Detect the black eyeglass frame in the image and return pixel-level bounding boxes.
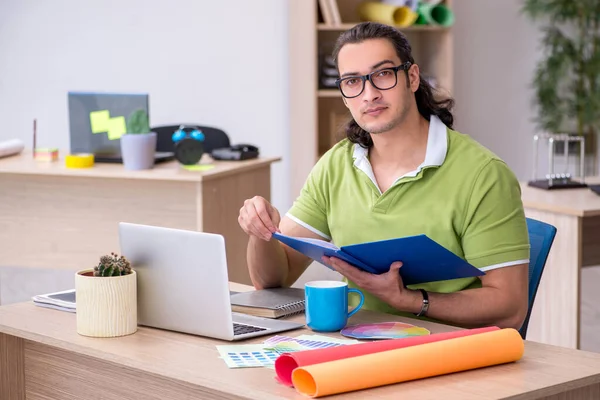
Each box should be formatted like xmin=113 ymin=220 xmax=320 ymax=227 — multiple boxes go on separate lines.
xmin=334 ymin=61 xmax=412 ymax=99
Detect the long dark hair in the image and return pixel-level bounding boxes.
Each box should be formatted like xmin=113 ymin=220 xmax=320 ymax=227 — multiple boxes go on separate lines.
xmin=332 ymin=22 xmax=455 ymax=148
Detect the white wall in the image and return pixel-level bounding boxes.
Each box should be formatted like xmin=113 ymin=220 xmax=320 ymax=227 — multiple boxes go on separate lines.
xmin=452 ymin=0 xmax=542 ymax=181
xmin=0 ymin=0 xmax=291 ymax=212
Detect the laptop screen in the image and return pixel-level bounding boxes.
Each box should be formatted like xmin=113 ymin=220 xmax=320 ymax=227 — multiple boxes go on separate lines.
xmin=68 ymin=92 xmax=150 ymax=158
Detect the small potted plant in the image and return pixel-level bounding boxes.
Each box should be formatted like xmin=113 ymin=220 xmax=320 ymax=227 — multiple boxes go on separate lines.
xmin=75 ymin=252 xmax=137 ymax=337
xmin=120 ymin=108 xmax=157 ymax=170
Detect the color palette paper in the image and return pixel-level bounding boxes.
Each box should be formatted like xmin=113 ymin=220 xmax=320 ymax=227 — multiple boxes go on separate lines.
xmin=216 ymin=344 xmax=279 ymax=368
xmin=291 ymin=328 xmax=523 ymax=398
xmin=264 ymin=334 xmax=358 ymax=354
xmin=341 ymin=321 xmax=430 ymax=339
xmin=275 ymin=326 xmax=499 ymax=387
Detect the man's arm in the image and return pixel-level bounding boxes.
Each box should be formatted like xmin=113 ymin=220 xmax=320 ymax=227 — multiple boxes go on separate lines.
xmin=244 ymin=149 xmax=333 ymax=289
xmin=325 ymin=258 xmax=529 ymax=330
xmin=247 ymin=215 xmax=328 ymax=289
xmin=393 ymin=264 xmax=529 ymax=329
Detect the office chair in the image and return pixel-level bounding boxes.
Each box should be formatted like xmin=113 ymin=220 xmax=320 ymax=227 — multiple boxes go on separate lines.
xmin=519 ymin=217 xmax=557 ymax=339
xmin=151 ymin=124 xmax=231 ymax=154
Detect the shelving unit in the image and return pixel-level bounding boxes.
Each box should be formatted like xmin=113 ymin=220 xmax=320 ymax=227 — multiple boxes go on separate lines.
xmin=287 ymin=0 xmax=454 ymax=200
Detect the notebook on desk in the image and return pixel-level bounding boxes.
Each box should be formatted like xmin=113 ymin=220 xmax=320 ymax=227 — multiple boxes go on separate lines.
xmin=32 ymin=289 xmax=76 ymax=313
xmin=230 ymin=287 xmax=305 ymax=318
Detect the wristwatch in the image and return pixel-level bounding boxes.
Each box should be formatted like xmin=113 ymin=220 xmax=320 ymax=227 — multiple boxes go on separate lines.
xmin=415 ymin=289 xmax=429 ymax=317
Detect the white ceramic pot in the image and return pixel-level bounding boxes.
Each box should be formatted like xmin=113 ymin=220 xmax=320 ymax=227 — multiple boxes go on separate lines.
xmin=120 ymin=132 xmax=157 ymax=170
xmin=75 ymin=269 xmax=137 ymax=337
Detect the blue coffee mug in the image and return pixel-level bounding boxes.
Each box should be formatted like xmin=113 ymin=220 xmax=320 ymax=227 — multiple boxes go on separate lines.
xmin=305 ymin=281 xmax=365 ymax=332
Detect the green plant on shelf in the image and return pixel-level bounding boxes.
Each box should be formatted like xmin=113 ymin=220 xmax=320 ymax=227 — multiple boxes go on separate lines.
xmin=93 ymin=252 xmax=133 ymax=277
xmin=521 ymin=0 xmax=600 ymax=141
xmin=126 ymin=108 xmax=150 ymax=134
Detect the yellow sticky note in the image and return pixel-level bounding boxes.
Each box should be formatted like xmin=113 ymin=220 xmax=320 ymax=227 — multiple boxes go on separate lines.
xmin=90 ymin=110 xmax=110 ymax=133
xmin=183 ymin=164 xmax=215 ymax=171
xmin=107 ymin=116 xmax=127 ymax=140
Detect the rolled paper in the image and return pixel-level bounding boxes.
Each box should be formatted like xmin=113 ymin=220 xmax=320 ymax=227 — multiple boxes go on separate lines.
xmin=357 ymin=2 xmax=418 ymax=27
xmin=415 ymin=3 xmax=455 ymax=26
xmin=291 ymin=328 xmax=524 ymax=398
xmin=380 ymin=0 xmax=418 ymax=11
xmin=275 ymin=326 xmax=498 ymax=387
xmin=0 ymin=139 xmax=25 ymax=159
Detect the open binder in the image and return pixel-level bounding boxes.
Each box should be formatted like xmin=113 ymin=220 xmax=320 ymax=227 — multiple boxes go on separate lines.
xmin=272 ymin=233 xmax=484 ymax=286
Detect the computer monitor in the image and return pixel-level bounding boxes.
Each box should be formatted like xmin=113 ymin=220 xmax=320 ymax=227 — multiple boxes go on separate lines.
xmin=67 ymin=92 xmax=174 ymax=163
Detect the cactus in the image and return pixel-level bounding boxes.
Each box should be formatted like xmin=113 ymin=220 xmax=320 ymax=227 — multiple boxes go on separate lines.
xmin=126 ymin=108 xmax=150 ymax=134
xmin=93 ymin=252 xmax=133 ymax=277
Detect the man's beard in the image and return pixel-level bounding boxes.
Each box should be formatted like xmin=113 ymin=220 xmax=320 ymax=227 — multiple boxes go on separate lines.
xmin=360 ymin=101 xmax=411 ymax=135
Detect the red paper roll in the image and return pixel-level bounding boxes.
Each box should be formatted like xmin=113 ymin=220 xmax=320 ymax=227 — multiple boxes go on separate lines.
xmin=275 ymin=326 xmax=499 ymax=387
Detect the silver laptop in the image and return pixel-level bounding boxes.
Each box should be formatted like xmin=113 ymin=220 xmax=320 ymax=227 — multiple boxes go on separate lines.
xmin=118 ymin=222 xmax=304 ymax=341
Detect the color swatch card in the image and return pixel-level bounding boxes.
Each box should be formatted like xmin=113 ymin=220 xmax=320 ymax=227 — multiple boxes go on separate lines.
xmin=216 ymin=344 xmax=279 ymax=368
xmin=341 ymin=322 xmax=430 ymax=340
xmin=264 ymin=334 xmax=359 ymax=354
xmin=217 ymin=335 xmax=360 ymax=369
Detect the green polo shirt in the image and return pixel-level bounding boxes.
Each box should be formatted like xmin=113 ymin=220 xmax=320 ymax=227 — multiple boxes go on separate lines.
xmin=286 ymin=115 xmax=530 ymax=317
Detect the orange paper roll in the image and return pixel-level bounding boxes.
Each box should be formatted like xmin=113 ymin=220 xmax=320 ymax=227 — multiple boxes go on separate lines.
xmin=291 ymin=328 xmax=524 ymax=398
xmin=276 ymin=326 xmax=499 ymax=387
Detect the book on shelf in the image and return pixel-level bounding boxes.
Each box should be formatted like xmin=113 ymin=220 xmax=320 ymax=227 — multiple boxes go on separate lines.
xmin=32 ymin=288 xmax=76 ymax=313
xmin=272 ymin=232 xmax=484 ymax=286
xmin=318 ymin=0 xmax=341 ymax=25
xmin=230 ymin=287 xmax=305 ymax=319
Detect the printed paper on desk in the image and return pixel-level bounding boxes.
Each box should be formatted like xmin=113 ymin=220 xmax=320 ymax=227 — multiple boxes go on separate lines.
xmin=263 ymin=334 xmax=359 ymax=354
xmin=216 ymin=344 xmax=278 ymax=369
xmin=272 ymin=232 xmax=484 ymax=286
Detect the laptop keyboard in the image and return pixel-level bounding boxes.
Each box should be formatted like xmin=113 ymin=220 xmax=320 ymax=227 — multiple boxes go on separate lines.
xmin=233 ymin=322 xmax=267 ymax=336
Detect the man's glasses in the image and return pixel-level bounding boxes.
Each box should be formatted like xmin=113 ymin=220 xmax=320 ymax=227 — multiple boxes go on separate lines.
xmin=335 ymin=62 xmax=412 ymax=99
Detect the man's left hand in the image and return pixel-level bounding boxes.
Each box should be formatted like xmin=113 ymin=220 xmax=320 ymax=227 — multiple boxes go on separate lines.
xmin=322 ymin=256 xmax=421 ymax=313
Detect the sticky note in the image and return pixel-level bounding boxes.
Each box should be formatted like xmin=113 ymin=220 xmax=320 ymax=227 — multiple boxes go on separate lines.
xmin=90 ymin=110 xmax=110 ymax=133
xmin=90 ymin=110 xmax=126 ymax=140
xmin=106 ymin=116 xmax=127 ymax=140
xmin=182 ymin=164 xmax=215 ymax=171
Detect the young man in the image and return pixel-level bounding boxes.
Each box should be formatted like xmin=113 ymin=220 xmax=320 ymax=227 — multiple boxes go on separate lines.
xmin=238 ymin=22 xmax=530 ymax=330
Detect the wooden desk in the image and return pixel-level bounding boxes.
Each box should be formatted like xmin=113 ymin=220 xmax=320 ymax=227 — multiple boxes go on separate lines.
xmin=0 ymin=153 xmax=279 ymax=285
xmin=521 ymin=179 xmax=600 ymax=350
xmin=2 ymin=283 xmax=600 ymax=400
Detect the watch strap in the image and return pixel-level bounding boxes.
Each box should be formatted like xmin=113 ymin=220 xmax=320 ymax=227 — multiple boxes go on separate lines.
xmin=415 ymin=289 xmax=429 ymax=317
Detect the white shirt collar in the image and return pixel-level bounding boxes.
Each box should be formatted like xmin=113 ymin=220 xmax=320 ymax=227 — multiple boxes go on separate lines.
xmin=352 ymin=114 xmax=448 ymax=193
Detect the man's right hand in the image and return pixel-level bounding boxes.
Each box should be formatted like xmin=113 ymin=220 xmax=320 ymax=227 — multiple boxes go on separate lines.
xmin=238 ymin=196 xmax=281 ymax=241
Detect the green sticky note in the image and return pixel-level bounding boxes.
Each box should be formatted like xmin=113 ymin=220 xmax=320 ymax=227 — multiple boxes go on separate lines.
xmin=182 ymin=164 xmax=215 ymax=171
xmin=90 ymin=110 xmax=110 ymax=133
xmin=107 ymin=116 xmax=127 ymax=140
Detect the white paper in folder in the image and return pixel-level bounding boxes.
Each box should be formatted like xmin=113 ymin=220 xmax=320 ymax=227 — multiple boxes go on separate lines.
xmin=0 ymin=139 xmax=25 ymax=158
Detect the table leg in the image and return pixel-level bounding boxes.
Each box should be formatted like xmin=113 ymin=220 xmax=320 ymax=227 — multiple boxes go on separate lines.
xmin=0 ymin=333 xmax=25 ymax=400
xmin=524 ymin=209 xmax=581 ymax=349
xmin=201 ymin=166 xmax=271 ymax=285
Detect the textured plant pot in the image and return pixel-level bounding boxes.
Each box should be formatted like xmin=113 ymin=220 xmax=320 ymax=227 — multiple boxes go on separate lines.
xmin=75 ymin=269 xmax=137 ymax=337
xmin=120 ymin=132 xmax=157 ymax=170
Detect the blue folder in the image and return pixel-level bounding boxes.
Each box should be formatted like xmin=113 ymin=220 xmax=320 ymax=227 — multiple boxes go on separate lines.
xmin=272 ymin=233 xmax=484 ymax=286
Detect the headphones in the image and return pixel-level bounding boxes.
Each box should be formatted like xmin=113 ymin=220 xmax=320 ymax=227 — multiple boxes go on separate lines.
xmin=172 ymin=125 xmax=205 ymax=165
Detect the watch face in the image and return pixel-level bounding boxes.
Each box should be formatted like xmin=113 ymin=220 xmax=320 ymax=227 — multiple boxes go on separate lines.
xmin=174 ymin=138 xmax=204 ymax=165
